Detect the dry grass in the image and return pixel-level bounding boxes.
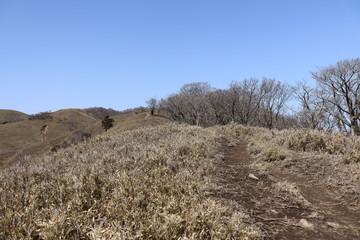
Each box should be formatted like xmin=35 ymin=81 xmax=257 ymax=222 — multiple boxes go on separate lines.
xmin=221 ymin=123 xmax=360 ymax=164
xmin=219 ymin=122 xmax=360 ymax=198
xmin=0 ymin=110 xmax=170 ymax=170
xmin=0 ymin=109 xmax=28 ymax=123
xmin=0 ymin=109 xmax=97 ymax=155
xmin=0 ymin=123 xmax=259 ymax=239
xmin=274 ymin=181 xmax=310 ymax=206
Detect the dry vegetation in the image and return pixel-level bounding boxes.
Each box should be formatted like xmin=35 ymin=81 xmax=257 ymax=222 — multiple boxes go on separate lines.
xmin=222 ymin=123 xmax=360 ymax=164
xmin=221 ymin=123 xmax=360 ymax=203
xmin=2 ymin=109 xmax=360 ymax=239
xmin=0 ymin=123 xmax=259 ymax=240
xmin=0 ymin=110 xmax=29 ymax=124
xmin=0 ymin=109 xmax=97 ymax=155
xmin=216 ymin=123 xmax=360 ymax=239
xmin=0 ymin=110 xmax=170 ymax=170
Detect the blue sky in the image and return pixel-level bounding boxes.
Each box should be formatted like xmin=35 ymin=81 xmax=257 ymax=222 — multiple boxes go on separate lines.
xmin=1 ymin=0 xmax=359 ymax=114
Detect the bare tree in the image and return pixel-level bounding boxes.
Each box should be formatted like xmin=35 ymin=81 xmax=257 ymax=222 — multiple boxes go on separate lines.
xmin=294 ymin=81 xmax=326 ymax=130
xmin=146 ymin=98 xmax=158 ymax=115
xmin=259 ymin=78 xmax=292 ymax=129
xmin=206 ymin=89 xmax=231 ymax=125
xmin=178 ymin=82 xmax=214 ymax=126
xmin=311 ymin=58 xmax=360 ymax=136
xmin=161 ymin=80 xmax=297 ymax=129
xmin=163 ymin=94 xmax=187 ymax=123
xmin=161 ymin=82 xmax=215 ymax=126
xmin=179 ymin=82 xmax=212 ymax=95
xmin=229 ymin=78 xmax=262 ymax=125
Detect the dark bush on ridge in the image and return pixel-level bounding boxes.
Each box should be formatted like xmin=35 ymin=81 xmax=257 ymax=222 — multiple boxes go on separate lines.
xmin=29 ymin=111 xmax=53 ymax=121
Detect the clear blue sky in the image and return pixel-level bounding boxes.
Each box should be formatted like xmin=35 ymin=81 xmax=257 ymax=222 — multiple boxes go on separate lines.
xmin=1 ymin=0 xmax=359 ymax=114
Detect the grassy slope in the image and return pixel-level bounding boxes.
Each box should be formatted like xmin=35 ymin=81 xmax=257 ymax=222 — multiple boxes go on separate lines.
xmin=3 ymin=112 xmax=359 ymax=238
xmin=86 ymin=112 xmax=171 ymax=137
xmin=0 ymin=109 xmax=28 ymax=123
xmin=0 ymin=109 xmax=96 ymax=154
xmin=0 ymin=121 xmax=258 ymax=239
xmin=0 ymin=110 xmax=170 ymax=169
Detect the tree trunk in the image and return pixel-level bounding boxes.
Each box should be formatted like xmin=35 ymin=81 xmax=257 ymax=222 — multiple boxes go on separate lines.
xmin=351 ymin=118 xmax=360 ymax=136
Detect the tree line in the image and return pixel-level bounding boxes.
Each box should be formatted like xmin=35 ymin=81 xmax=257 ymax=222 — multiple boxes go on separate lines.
xmin=148 ymin=58 xmax=360 ymax=136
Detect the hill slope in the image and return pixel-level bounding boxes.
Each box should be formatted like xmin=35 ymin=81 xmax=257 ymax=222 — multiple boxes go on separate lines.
xmin=0 ymin=121 xmax=258 ymax=239
xmin=0 ymin=109 xmax=28 ymax=124
xmin=0 ymin=109 xmax=96 ymax=154
xmin=2 ymin=112 xmax=360 ymax=239
xmin=0 ymin=110 xmax=170 ymax=168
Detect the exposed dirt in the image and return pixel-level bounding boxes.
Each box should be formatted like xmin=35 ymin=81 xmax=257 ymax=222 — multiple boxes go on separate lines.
xmin=213 ymin=139 xmax=360 ymax=240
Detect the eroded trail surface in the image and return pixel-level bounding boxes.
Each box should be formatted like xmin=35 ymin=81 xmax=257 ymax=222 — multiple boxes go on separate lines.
xmin=213 ymin=140 xmax=360 ymax=240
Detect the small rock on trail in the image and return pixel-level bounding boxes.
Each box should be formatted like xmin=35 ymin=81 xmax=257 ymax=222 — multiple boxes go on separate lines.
xmin=248 ymin=173 xmax=259 ymax=181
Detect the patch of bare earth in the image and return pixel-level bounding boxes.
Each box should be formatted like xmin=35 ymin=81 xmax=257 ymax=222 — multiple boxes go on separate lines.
xmin=212 ymin=139 xmax=360 ymax=240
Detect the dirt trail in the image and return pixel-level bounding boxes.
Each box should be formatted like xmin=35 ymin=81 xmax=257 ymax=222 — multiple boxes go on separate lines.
xmin=214 ymin=140 xmax=360 ymax=240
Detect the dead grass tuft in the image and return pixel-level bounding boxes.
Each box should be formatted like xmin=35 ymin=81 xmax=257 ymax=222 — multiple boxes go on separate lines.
xmin=260 ymin=148 xmax=287 ymax=162
xmin=274 ymin=181 xmax=310 ymax=206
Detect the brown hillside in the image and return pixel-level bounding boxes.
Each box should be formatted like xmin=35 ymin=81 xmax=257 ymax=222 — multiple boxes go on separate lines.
xmin=0 ymin=109 xmax=96 ymax=154
xmin=0 ymin=109 xmax=29 ymax=124
xmin=2 ymin=119 xmax=360 ymax=238
xmin=0 ymin=109 xmax=97 ymax=168
xmin=0 ymin=110 xmax=170 ymax=168
xmin=82 ymin=111 xmax=171 ymax=140
xmin=0 ymin=122 xmax=258 ymax=239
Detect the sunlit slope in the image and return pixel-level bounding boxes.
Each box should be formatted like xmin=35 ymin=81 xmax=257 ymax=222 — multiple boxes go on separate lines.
xmin=86 ymin=111 xmax=171 ymax=136
xmin=0 ymin=109 xmax=28 ymax=123
xmin=0 ymin=110 xmax=171 ymax=168
xmin=0 ymin=109 xmax=96 ymax=155
xmin=0 ymin=122 xmax=258 ymax=239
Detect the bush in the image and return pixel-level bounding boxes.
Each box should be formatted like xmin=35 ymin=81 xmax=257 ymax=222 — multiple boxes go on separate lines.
xmin=287 ymin=131 xmax=326 ymax=152
xmin=261 ymin=148 xmax=287 ymax=162
xmin=101 ymin=115 xmax=114 ymax=131
xmin=342 ymin=152 xmax=360 ymax=164
xmin=65 ymin=121 xmax=78 ymax=131
xmin=84 ymin=107 xmax=122 ymax=120
xmin=51 ymin=132 xmax=92 ymax=152
xmin=29 ymin=111 xmax=53 ymax=121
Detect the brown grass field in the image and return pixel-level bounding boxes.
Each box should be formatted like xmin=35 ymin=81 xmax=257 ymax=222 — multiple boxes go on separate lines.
xmin=0 ymin=109 xmax=29 ymax=123
xmin=1 ymin=110 xmax=360 ymax=239
xmin=0 ymin=109 xmax=95 ymax=154
xmin=0 ymin=109 xmax=169 ymax=169
xmin=0 ymin=113 xmax=258 ymax=239
xmin=0 ymin=109 xmax=98 ymax=168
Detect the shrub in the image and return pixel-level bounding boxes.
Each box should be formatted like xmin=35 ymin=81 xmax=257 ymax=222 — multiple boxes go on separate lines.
xmin=342 ymin=152 xmax=360 ymax=164
xmin=65 ymin=121 xmax=78 ymax=131
xmin=101 ymin=115 xmax=114 ymax=131
xmin=51 ymin=132 xmax=92 ymax=152
xmin=261 ymin=148 xmax=287 ymax=162
xmin=29 ymin=111 xmax=53 ymax=121
xmin=287 ymin=130 xmax=326 ymax=152
xmin=84 ymin=107 xmax=122 ymax=120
